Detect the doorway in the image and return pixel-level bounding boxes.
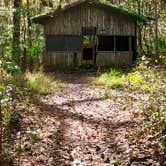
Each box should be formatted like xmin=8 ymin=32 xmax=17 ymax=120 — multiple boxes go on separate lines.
xmin=82 ymin=27 xmax=96 ymax=63
xmin=83 ymin=46 xmax=94 ymax=61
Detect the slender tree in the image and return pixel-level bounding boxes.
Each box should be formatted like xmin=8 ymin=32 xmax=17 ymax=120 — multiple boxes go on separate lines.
xmin=12 ymin=0 xmax=21 ymax=64
xmin=136 ymin=0 xmax=143 ymax=57
xmin=154 ymin=0 xmax=159 ymax=59
xmin=27 ymin=0 xmax=32 ymax=71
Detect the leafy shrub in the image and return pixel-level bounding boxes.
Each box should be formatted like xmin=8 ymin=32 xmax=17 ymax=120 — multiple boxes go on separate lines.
xmin=0 ymin=84 xmax=23 ymax=162
xmin=96 ymin=63 xmax=159 ymax=91
xmin=127 ymin=71 xmax=145 ymax=85
xmin=158 ymin=34 xmax=166 ymax=51
xmin=97 ymin=68 xmax=125 ymax=89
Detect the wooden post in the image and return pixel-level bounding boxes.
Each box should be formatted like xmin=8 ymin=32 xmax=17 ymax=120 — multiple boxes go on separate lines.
xmin=114 ymin=36 xmax=116 ymax=62
xmin=129 ymin=36 xmax=132 ymax=65
xmin=114 ymin=36 xmax=116 ymax=52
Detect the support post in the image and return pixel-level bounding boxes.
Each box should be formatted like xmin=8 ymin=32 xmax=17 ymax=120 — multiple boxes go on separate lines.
xmin=129 ymin=36 xmax=132 ymax=65
xmin=114 ymin=36 xmax=116 ymax=52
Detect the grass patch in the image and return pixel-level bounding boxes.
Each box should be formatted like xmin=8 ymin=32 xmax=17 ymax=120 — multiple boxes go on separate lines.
xmin=96 ymin=64 xmax=159 ymax=92
xmin=97 ymin=68 xmax=125 ymax=89
xmin=1 ymin=72 xmax=65 ymax=95
xmin=25 ymin=72 xmax=65 ymax=95
xmin=25 ymin=72 xmax=51 ymax=95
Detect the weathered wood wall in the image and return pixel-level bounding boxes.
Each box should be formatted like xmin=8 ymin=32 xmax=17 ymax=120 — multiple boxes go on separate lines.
xmin=44 ymin=2 xmax=136 ymax=36
xmin=45 ymin=51 xmax=132 ymax=68
xmin=43 ymin=1 xmax=136 ymax=68
xmin=96 ymin=51 xmax=132 ymax=66
xmin=43 ymin=51 xmax=81 ymax=68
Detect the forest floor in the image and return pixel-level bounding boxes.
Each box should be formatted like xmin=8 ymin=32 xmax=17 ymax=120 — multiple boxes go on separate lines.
xmin=18 ymin=72 xmax=163 ymax=166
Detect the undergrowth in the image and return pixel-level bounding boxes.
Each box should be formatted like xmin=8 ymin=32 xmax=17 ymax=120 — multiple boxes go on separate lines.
xmin=96 ymin=60 xmax=166 ymax=163
xmin=6 ymin=72 xmax=65 ymax=95
xmin=97 ymin=63 xmax=161 ymax=93
xmin=25 ymin=72 xmax=56 ymax=95
xmin=0 ymin=70 xmax=65 ymax=164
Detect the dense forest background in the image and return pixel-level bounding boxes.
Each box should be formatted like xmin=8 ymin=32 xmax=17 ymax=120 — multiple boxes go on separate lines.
xmin=0 ymin=0 xmax=166 ymax=71
xmin=0 ymin=0 xmax=166 ymax=165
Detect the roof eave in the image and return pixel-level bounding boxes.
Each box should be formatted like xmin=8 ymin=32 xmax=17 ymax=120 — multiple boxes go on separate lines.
xmin=32 ymin=13 xmax=55 ymax=24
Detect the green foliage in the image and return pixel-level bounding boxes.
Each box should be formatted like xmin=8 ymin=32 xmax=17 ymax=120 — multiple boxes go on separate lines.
xmin=0 ymin=53 xmax=21 ymax=76
xmin=80 ymin=62 xmax=97 ymax=70
xmin=25 ymin=72 xmax=52 ymax=95
xmin=127 ymin=71 xmax=145 ymax=85
xmin=97 ymin=61 xmax=166 ymax=160
xmin=28 ymin=41 xmax=42 ymax=59
xmin=112 ymin=159 xmax=121 ymax=166
xmin=0 ymin=83 xmax=23 ymax=161
xmin=25 ymin=72 xmax=65 ymax=95
xmin=97 ymin=59 xmax=163 ymax=92
xmin=159 ymin=34 xmax=166 ymax=50
xmin=0 ymin=56 xmax=26 ymax=161
xmin=98 ymin=68 xmax=125 ymax=89
xmin=27 ymin=131 xmax=40 ymax=140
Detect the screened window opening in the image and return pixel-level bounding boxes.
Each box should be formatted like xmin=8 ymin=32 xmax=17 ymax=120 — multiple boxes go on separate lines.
xmin=46 ymin=35 xmax=81 ymax=51
xmin=82 ymin=27 xmax=96 ymax=45
xmin=116 ymin=36 xmax=129 ymax=51
xmin=83 ymin=35 xmax=94 ymax=45
xmin=98 ymin=36 xmax=114 ymax=51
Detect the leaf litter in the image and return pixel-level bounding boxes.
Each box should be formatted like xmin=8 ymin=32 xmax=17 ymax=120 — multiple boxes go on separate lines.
xmin=17 ymin=72 xmax=163 ymax=166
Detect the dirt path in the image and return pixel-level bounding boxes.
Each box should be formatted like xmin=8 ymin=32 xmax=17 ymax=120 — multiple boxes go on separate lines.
xmin=19 ymin=73 xmax=153 ymax=166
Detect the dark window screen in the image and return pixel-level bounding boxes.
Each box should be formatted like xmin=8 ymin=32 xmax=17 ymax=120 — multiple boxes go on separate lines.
xmin=83 ymin=48 xmax=93 ymax=60
xmin=98 ymin=36 xmax=114 ymax=51
xmin=46 ymin=35 xmax=81 ymax=51
xmin=116 ymin=36 xmax=129 ymax=51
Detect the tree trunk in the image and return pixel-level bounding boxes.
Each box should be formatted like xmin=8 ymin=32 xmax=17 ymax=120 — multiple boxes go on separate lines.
xmin=12 ymin=0 xmax=21 ymax=64
xmin=155 ymin=0 xmax=159 ymax=60
xmin=27 ymin=0 xmax=33 ymax=72
xmin=48 ymin=0 xmax=53 ymax=7
xmin=136 ymin=0 xmax=143 ymax=57
xmin=21 ymin=7 xmax=27 ymax=72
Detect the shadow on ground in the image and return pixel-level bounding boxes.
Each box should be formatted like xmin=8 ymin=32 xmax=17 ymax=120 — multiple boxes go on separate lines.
xmin=36 ymin=94 xmax=135 ymax=165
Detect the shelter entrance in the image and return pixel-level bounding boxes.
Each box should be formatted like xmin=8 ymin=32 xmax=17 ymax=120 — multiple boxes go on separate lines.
xmin=83 ymin=46 xmax=94 ymax=60
xmin=82 ymin=27 xmax=96 ymax=63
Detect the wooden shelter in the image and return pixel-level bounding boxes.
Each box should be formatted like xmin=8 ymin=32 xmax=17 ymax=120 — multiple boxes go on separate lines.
xmin=32 ymin=0 xmax=150 ymax=68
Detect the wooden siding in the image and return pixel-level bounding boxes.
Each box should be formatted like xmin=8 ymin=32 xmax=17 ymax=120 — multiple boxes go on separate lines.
xmin=44 ymin=3 xmax=136 ymax=36
xmin=43 ymin=2 xmax=136 ymax=68
xmin=44 ymin=52 xmax=81 ymax=68
xmin=96 ymin=51 xmax=132 ymax=66
xmin=45 ymin=51 xmax=132 ymax=67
